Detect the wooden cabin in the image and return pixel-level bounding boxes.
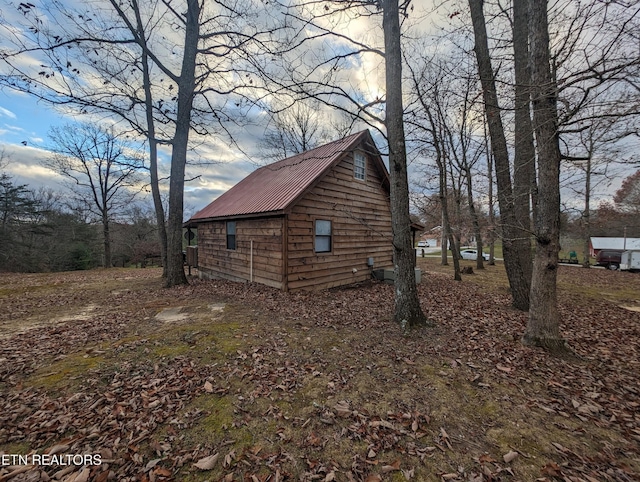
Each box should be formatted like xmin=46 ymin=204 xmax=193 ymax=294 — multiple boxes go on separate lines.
xmin=184 ymin=130 xmax=394 ymax=291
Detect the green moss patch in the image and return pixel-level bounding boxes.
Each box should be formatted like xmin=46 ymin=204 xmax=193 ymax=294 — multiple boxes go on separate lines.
xmin=27 ymin=353 xmax=106 ymax=390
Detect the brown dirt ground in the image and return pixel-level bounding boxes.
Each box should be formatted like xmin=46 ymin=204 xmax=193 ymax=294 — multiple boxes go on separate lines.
xmin=0 ymin=260 xmax=639 ymax=482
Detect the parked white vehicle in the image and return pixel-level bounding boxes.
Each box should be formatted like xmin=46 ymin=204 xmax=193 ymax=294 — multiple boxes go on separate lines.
xmin=620 ymin=250 xmax=640 ymax=271
xmin=460 ymin=249 xmax=489 ymax=261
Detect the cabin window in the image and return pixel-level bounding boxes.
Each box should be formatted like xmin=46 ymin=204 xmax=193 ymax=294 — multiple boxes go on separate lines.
xmin=354 ymin=152 xmax=366 ymax=181
xmin=226 ymin=221 xmax=236 ymax=250
xmin=314 ymin=219 xmax=332 ymax=253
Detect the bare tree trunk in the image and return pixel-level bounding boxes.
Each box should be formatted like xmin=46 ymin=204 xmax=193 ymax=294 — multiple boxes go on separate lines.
xmin=462 ymin=164 xmax=484 ymax=270
xmin=102 ymin=211 xmax=111 ymax=268
xmin=148 ymin=138 xmax=168 ymax=275
xmin=582 ymin=157 xmax=592 ymax=267
xmin=382 ymin=0 xmax=428 ymax=327
xmin=523 ymin=0 xmax=567 ymax=352
xmin=440 ymin=217 xmax=448 ymax=266
xmin=133 ymin=2 xmax=168 ymax=277
xmin=468 ymin=0 xmax=530 ymax=310
xmin=513 ymin=0 xmax=534 ymax=278
xmin=485 ymin=121 xmax=496 ymax=265
xmin=165 ymin=0 xmax=200 ymax=288
xmin=440 ymin=158 xmax=460 ymax=280
xmin=450 ymin=163 xmax=464 ymax=261
xmin=448 ymin=234 xmax=461 ymax=281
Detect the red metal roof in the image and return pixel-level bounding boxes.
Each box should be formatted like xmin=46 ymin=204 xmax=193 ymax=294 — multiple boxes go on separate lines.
xmin=189 ymin=130 xmax=381 ymax=222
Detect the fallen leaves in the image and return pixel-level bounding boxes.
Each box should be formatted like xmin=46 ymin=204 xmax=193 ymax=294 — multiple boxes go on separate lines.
xmin=203 ymin=380 xmax=214 ymax=393
xmin=1 ymin=267 xmax=639 ymax=481
xmin=502 ymin=450 xmax=518 ymax=463
xmin=333 ymin=400 xmax=352 ymax=418
xmin=364 ymin=474 xmax=382 ymax=482
xmin=380 ymin=459 xmax=400 ymax=473
xmin=193 ymin=452 xmax=219 ymax=470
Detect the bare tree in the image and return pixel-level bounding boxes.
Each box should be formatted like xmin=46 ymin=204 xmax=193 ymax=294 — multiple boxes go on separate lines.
xmin=381 ymin=0 xmax=428 ymax=326
xmin=0 ymin=0 xmax=270 ymax=286
xmin=512 ymin=0 xmax=536 ymax=273
xmin=484 ymin=121 xmax=497 ymax=265
xmin=468 ymin=0 xmax=532 ymax=311
xmin=615 ymin=170 xmax=640 ymax=215
xmin=45 ymin=123 xmax=144 ymax=268
xmin=259 ymin=100 xmax=332 ymax=162
xmin=522 ymin=0 xmax=566 ymax=352
xmin=439 ymin=65 xmax=487 ymax=271
xmin=406 ymin=55 xmax=463 ymax=279
xmin=562 ymin=112 xmax=638 ymax=266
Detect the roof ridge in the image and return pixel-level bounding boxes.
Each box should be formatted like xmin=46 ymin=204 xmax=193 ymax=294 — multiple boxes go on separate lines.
xmin=259 ymin=130 xmax=368 ymax=172
xmin=187 ymin=129 xmax=375 ymax=222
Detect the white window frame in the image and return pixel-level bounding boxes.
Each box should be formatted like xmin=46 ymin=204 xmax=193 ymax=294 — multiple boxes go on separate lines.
xmin=354 ymin=152 xmax=366 ymax=181
xmin=226 ymin=221 xmax=236 ymax=250
xmin=314 ymin=219 xmax=332 ymax=253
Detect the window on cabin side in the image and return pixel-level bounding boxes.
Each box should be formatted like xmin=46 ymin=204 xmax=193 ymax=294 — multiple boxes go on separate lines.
xmin=226 ymin=221 xmax=236 ymax=250
xmin=354 ymin=152 xmax=366 ymax=181
xmin=314 ymin=219 xmax=332 ymax=253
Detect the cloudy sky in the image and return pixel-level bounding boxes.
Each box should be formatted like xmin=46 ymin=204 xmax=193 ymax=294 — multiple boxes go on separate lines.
xmin=1 ymin=0 xmax=636 ymax=221
xmin=0 ymin=0 xmax=401 ymax=218
xmin=0 ymin=90 xmax=71 ymax=197
xmin=0 ymin=89 xmax=267 ymax=216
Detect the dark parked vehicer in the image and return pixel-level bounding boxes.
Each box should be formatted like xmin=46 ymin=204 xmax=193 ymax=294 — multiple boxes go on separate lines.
xmin=595 ymin=250 xmax=623 ymax=270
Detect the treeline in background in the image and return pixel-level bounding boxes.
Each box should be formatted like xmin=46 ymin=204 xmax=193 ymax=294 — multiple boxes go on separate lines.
xmin=0 ymin=173 xmax=160 ymax=272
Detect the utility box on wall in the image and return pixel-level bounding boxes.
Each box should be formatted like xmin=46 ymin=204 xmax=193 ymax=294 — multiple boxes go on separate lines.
xmin=186 ymin=246 xmax=198 ymax=267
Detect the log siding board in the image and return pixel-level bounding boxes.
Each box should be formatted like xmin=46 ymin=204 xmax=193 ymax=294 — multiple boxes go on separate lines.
xmin=285 ymin=152 xmax=393 ymax=290
xmin=197 ymin=217 xmax=284 ymax=289
xmin=282 ymin=215 xmax=289 ymax=291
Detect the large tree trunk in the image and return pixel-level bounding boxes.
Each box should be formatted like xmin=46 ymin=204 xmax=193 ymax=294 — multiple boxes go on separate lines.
xmin=135 ymin=6 xmax=168 ymax=277
xmin=468 ymin=0 xmax=531 ymax=310
xmin=513 ymin=0 xmax=535 ymax=280
xmin=382 ymin=0 xmax=428 ymax=327
xmin=523 ymin=0 xmax=566 ymax=352
xmin=149 ymin=138 xmax=168 ymax=276
xmin=165 ymin=0 xmax=200 ymax=288
xmin=441 ymin=209 xmax=448 ymax=266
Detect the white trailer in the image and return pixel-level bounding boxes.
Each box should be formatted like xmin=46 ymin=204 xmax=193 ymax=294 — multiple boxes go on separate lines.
xmin=620 ymin=250 xmax=640 ymax=271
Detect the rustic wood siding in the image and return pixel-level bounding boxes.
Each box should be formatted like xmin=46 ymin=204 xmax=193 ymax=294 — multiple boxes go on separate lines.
xmin=286 ymin=152 xmax=393 ymax=290
xmin=197 ymin=217 xmax=283 ymax=289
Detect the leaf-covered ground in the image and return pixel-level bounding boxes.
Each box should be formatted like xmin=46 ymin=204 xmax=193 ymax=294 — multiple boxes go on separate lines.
xmin=0 ymin=261 xmax=639 ymax=482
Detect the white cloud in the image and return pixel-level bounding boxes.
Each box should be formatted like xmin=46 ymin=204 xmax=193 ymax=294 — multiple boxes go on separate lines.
xmin=0 ymin=106 xmax=16 ymax=119
xmin=1 ymin=124 xmax=25 ymax=133
xmin=0 ymin=143 xmax=64 ymax=191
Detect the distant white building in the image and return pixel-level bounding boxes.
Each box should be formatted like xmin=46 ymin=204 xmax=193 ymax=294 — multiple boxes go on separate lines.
xmin=589 ymin=237 xmax=640 ymax=256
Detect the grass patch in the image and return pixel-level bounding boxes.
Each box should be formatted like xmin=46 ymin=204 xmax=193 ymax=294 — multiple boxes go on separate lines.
xmin=182 ymin=394 xmax=235 ymax=441
xmin=27 ymin=353 xmax=106 ymax=391
xmin=418 ymin=253 xmax=640 ymax=303
xmin=417 ymin=256 xmax=511 ymax=294
xmin=0 ymin=441 xmax=31 ymax=456
xmin=557 ymin=277 xmax=640 ymax=302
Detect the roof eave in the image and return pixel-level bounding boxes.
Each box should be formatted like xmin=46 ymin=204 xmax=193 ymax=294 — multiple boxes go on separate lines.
xmin=184 ymin=210 xmax=286 ymax=227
